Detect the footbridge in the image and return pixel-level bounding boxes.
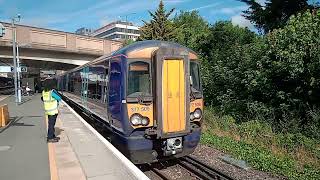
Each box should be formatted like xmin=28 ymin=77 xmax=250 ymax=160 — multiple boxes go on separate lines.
xmin=0 ymin=22 xmax=122 ymax=70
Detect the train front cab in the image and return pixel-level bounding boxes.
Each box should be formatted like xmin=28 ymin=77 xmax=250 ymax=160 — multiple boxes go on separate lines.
xmin=110 ymin=43 xmax=203 ymax=164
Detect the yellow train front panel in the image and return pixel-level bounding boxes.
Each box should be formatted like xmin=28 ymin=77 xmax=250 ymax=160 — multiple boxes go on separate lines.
xmin=162 ymin=59 xmax=186 ymax=133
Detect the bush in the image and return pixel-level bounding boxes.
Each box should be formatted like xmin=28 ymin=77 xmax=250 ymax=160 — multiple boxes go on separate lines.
xmin=201 ymin=132 xmax=320 ymax=179
xmin=202 ymin=108 xmax=320 ymax=179
xmin=200 ymin=11 xmax=320 ymax=139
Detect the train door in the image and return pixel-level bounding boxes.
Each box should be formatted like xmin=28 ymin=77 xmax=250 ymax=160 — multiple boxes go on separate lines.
xmin=108 ymin=58 xmax=122 ymax=130
xmin=162 ymin=59 xmax=186 ymax=133
xmin=153 ymin=48 xmax=191 ymax=138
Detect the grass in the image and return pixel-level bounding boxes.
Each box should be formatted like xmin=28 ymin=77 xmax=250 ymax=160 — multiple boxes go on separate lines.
xmin=201 ymin=107 xmax=320 ymax=180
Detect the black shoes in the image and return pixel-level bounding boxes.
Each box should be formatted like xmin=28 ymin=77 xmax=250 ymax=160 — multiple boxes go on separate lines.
xmin=47 ymin=138 xmax=59 ymax=143
xmin=54 ymin=136 xmax=60 ymax=140
xmin=47 ymin=136 xmax=60 ymax=143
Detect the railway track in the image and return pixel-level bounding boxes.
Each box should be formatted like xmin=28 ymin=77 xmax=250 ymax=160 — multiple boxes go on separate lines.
xmin=142 ymin=156 xmax=234 ymax=180
xmin=150 ymin=166 xmax=172 ymax=180
xmin=178 ymin=156 xmax=234 ymax=180
xmin=64 ymin=97 xmax=234 ymax=180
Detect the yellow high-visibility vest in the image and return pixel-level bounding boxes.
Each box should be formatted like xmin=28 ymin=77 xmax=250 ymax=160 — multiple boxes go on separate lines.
xmin=42 ymin=90 xmax=58 ymax=115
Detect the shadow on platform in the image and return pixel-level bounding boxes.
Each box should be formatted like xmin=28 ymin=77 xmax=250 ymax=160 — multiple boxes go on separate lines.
xmin=55 ymin=127 xmax=64 ymax=136
xmin=18 ymin=97 xmax=33 ymax=105
xmin=0 ymin=115 xmax=43 ymax=133
xmin=0 ymin=116 xmax=22 ymax=133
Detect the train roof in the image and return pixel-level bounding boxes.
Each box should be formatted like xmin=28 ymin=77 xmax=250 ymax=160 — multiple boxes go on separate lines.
xmin=58 ymin=40 xmax=198 ymax=75
xmin=112 ymin=40 xmax=197 ymax=57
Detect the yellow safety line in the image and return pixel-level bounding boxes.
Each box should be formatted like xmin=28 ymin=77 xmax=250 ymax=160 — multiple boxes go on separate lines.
xmin=46 ymin=116 xmax=59 ymax=180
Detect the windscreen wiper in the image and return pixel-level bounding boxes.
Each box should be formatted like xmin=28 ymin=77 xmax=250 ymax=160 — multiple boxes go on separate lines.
xmin=137 ymin=92 xmax=152 ymax=105
xmin=190 ymin=86 xmax=196 ymax=101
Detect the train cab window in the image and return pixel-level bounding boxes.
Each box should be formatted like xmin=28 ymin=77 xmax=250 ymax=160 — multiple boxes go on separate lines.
xmin=190 ymin=61 xmax=201 ymax=92
xmin=127 ymin=61 xmax=151 ymax=97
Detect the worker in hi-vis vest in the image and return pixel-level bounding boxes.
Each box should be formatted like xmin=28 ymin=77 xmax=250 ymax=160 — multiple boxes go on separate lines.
xmin=41 ymin=79 xmax=61 ymax=143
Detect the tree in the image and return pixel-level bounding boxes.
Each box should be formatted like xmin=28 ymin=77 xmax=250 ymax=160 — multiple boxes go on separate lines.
xmin=240 ymin=0 xmax=317 ymax=33
xmin=122 ymin=39 xmax=135 ymax=46
xmin=139 ymin=0 xmax=176 ymax=41
xmin=265 ymin=10 xmax=320 ymax=137
xmin=200 ymin=10 xmax=320 ymax=138
xmin=173 ymin=11 xmax=210 ymax=51
xmin=198 ymin=21 xmax=257 ymax=113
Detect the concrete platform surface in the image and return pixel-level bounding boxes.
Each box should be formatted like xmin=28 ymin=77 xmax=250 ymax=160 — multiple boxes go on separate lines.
xmin=0 ymin=94 xmax=149 ymax=180
xmin=54 ymin=101 xmax=149 ymax=180
xmin=0 ymin=95 xmax=51 ymax=180
xmin=0 ymin=95 xmax=10 ymax=102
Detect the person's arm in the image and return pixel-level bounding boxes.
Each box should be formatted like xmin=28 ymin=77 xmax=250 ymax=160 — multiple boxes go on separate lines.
xmin=51 ymin=90 xmax=62 ymax=102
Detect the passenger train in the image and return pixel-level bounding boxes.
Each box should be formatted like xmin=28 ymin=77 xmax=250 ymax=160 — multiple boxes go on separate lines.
xmin=56 ymin=40 xmax=203 ymax=164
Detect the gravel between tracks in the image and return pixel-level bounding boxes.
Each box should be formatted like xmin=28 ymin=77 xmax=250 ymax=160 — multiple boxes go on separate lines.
xmin=159 ymin=163 xmax=199 ymax=180
xmin=144 ymin=144 xmax=287 ymax=180
xmin=191 ymin=144 xmax=287 ymax=180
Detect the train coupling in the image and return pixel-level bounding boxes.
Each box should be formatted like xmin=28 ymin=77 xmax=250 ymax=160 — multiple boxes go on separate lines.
xmin=163 ymin=137 xmax=183 ymax=156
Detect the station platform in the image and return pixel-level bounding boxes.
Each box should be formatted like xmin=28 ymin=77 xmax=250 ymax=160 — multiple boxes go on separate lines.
xmin=0 ymin=95 xmax=149 ymax=180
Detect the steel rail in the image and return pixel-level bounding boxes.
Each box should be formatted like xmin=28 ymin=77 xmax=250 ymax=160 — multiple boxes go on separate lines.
xmin=178 ymin=156 xmax=234 ymax=180
xmin=150 ymin=167 xmax=171 ymax=180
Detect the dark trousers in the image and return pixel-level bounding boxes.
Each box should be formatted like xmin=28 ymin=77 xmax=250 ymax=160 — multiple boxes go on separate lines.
xmin=47 ymin=114 xmax=58 ymax=139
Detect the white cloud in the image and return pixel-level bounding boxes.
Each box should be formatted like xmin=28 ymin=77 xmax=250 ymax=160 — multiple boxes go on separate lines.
xmin=96 ymin=0 xmax=159 ymax=27
xmin=220 ymin=5 xmax=247 ymax=15
xmin=163 ymin=0 xmax=187 ymax=4
xmin=231 ymin=14 xmax=253 ymax=28
xmin=99 ymin=16 xmax=124 ymax=27
xmin=99 ymin=19 xmax=111 ymax=27
xmin=256 ymin=0 xmax=266 ymax=6
xmin=189 ymin=2 xmax=221 ymax=11
xmin=16 ymin=0 xmax=119 ymax=28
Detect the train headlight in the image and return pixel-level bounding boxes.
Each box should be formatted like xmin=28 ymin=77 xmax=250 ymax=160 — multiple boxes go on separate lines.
xmin=193 ymin=109 xmax=202 ymax=119
xmin=130 ymin=114 xmax=142 ymax=126
xmin=141 ymin=117 xmax=150 ymax=126
xmin=190 ymin=112 xmax=195 ymax=120
xmin=190 ymin=109 xmax=202 ymax=120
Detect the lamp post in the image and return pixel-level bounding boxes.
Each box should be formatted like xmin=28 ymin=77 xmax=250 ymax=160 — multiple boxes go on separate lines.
xmin=16 ymin=43 xmax=30 ymax=102
xmin=16 ymin=43 xmax=21 ymax=103
xmin=11 ymin=14 xmax=21 ymax=104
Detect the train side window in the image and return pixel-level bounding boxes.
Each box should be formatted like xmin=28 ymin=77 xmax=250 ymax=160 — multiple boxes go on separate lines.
xmin=69 ymin=72 xmax=75 ymax=92
xmin=74 ymin=70 xmax=82 ymax=96
xmin=87 ymin=61 xmax=109 ymax=102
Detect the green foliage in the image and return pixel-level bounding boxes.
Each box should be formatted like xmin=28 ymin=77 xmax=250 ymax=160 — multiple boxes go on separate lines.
xmin=263 ymin=11 xmax=320 ymax=137
xmin=201 ymin=11 xmax=320 ymax=139
xmin=204 ymin=106 xmax=238 ymax=133
xmin=139 ymin=0 xmax=176 ymax=41
xmin=238 ymin=120 xmax=273 ymax=142
xmin=169 ymin=7 xmax=320 ymax=179
xmin=122 ymin=39 xmax=135 ymax=46
xmin=202 ymin=111 xmax=320 ymax=179
xmin=161 ymin=5 xmax=320 ymax=179
xmin=240 ymin=0 xmax=318 ymax=33
xmin=199 ymin=21 xmax=261 ymax=118
xmin=173 ymin=11 xmax=210 ymax=51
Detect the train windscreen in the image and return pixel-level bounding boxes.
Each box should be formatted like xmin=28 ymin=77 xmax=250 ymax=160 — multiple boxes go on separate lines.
xmin=127 ymin=61 xmax=151 ymax=97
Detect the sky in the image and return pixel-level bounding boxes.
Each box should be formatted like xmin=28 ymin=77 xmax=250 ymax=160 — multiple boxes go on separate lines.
xmin=0 ymin=0 xmax=318 ymax=32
